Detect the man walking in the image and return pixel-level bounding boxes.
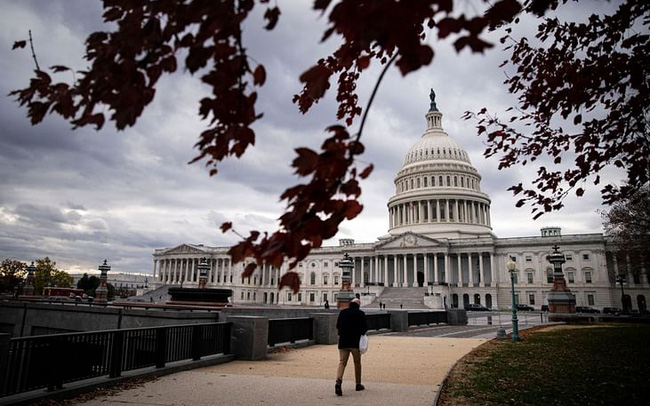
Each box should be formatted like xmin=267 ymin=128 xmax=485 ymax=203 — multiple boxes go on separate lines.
xmin=335 ymin=297 xmax=367 ymax=396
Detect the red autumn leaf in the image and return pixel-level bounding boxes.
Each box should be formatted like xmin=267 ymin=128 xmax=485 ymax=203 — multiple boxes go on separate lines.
xmin=359 ymin=163 xmax=373 ymax=179
xmin=264 ymin=6 xmax=281 ymax=30
xmin=242 ymin=262 xmax=257 ymax=278
xmin=12 ymin=40 xmax=27 ymax=49
xmin=278 ymin=271 xmax=301 ymax=294
xmin=253 ymin=65 xmax=266 ymax=85
xmin=293 ymin=148 xmax=319 ymax=175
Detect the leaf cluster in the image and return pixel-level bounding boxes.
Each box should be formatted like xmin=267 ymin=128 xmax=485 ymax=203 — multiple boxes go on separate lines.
xmin=469 ymin=0 xmax=650 ymax=218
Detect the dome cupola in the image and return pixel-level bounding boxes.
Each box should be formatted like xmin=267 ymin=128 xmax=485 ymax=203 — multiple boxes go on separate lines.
xmin=385 ymin=90 xmax=494 ymax=239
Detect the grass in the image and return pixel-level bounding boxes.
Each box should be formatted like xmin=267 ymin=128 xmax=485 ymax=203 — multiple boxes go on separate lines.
xmin=438 ymin=324 xmax=650 ymax=406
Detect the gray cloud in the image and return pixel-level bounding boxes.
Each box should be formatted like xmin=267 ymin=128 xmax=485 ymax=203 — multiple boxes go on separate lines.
xmin=0 ymin=1 xmax=613 ymax=274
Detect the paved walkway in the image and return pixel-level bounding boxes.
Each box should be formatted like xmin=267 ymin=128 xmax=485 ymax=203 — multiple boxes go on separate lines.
xmin=75 ymin=336 xmax=486 ymax=406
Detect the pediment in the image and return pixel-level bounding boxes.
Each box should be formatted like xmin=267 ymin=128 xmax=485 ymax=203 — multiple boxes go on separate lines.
xmin=160 ymin=244 xmax=207 ymax=255
xmin=375 ymin=232 xmax=446 ymax=250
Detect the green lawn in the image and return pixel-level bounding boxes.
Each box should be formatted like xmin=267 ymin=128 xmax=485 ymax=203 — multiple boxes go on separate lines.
xmin=439 ymin=324 xmax=650 ymax=406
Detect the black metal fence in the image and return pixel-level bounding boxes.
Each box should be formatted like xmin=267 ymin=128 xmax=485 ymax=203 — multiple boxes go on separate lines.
xmin=1 ymin=322 xmax=231 ymax=397
xmin=366 ymin=313 xmax=391 ymax=331
xmin=267 ymin=318 xmax=313 ymax=347
xmin=408 ymin=311 xmax=447 ymax=327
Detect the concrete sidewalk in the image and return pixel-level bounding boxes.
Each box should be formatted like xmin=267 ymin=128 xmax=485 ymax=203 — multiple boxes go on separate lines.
xmin=75 ymin=336 xmax=486 ymax=406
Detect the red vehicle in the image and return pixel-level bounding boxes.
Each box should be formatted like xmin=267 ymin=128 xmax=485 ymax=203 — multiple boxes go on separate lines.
xmin=43 ymin=287 xmax=85 ymax=299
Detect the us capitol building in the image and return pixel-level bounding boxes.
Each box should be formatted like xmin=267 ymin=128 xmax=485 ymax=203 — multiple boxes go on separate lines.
xmin=152 ymin=93 xmax=648 ymax=312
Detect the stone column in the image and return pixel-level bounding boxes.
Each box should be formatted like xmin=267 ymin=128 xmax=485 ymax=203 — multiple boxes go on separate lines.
xmin=226 ymin=315 xmax=268 ymax=360
xmin=403 ymin=255 xmax=408 ymax=287
xmin=457 ymin=254 xmax=462 ymax=286
xmin=466 ymin=253 xmax=472 ymax=286
xmin=152 ymin=259 xmax=157 ymax=281
xmin=478 ymin=251 xmax=485 ymax=286
xmin=424 ymin=253 xmax=429 ymax=286
xmin=384 ymin=255 xmax=388 ymax=286
xmin=443 ymin=254 xmax=449 ymax=284
xmin=433 ymin=253 xmax=438 ymax=284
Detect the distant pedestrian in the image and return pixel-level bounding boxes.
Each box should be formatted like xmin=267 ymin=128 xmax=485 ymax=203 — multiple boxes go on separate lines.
xmin=379 ymin=301 xmax=382 ymax=309
xmin=324 ymin=299 xmax=330 ymax=309
xmin=335 ymin=298 xmax=367 ymax=396
xmin=400 ymin=303 xmax=403 ymax=309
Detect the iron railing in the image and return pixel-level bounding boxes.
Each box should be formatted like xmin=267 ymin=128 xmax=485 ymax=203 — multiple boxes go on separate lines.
xmin=408 ymin=311 xmax=447 ymax=327
xmin=1 ymin=322 xmax=231 ymax=397
xmin=366 ymin=313 xmax=391 ymax=331
xmin=267 ymin=318 xmax=313 ymax=347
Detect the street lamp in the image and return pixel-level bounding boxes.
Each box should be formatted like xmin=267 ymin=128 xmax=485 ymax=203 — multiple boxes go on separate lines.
xmin=616 ymin=274 xmax=627 ymax=312
xmin=507 ymin=258 xmax=520 ymax=342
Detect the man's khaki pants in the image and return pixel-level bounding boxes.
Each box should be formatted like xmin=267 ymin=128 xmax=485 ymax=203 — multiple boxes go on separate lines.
xmin=336 ymin=348 xmax=362 ymax=384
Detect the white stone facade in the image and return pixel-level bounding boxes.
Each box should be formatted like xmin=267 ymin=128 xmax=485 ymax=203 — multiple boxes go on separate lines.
xmin=152 ymin=98 xmax=649 ymax=312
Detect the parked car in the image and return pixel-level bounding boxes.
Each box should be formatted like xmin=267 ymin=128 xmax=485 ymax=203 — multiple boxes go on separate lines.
xmin=603 ymin=307 xmax=622 ymax=315
xmin=464 ymin=303 xmax=490 ymax=311
xmin=516 ymin=304 xmax=535 ymax=311
xmin=576 ymin=306 xmax=601 ymax=314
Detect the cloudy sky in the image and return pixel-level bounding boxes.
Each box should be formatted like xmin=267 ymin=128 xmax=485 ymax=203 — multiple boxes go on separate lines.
xmin=0 ymin=1 xmax=620 ymax=275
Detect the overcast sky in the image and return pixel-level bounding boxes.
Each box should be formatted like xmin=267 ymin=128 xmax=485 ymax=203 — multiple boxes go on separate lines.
xmin=0 ymin=1 xmax=621 ymax=275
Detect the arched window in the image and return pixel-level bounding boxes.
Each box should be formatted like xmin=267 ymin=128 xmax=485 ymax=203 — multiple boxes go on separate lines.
xmin=310 ymin=272 xmax=316 ymax=285
xmin=446 ymin=176 xmax=451 ymax=186
xmin=432 ymin=176 xmax=436 ymax=186
xmin=323 ymin=274 xmax=329 ymax=285
xmin=424 ymin=177 xmax=428 ymax=187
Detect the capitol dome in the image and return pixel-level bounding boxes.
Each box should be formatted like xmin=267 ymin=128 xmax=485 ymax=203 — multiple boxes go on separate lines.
xmin=385 ymin=91 xmax=493 ymax=239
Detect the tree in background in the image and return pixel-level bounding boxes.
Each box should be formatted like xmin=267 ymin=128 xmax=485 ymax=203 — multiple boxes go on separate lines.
xmin=33 ymin=257 xmax=74 ymax=295
xmin=76 ymin=273 xmax=101 ymax=296
xmin=10 ymin=0 xmax=648 ymax=292
xmin=0 ymin=259 xmax=27 ymax=294
xmin=603 ymin=186 xmax=650 ymax=282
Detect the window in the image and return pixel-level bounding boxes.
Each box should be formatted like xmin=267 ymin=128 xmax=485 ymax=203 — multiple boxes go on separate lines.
xmin=527 ymin=272 xmax=534 ymax=284
xmin=240 ymin=292 xmax=244 ymax=300
xmin=410 ymin=179 xmax=414 ymax=189
xmin=417 ymin=178 xmax=420 ymax=188
xmin=424 ymin=177 xmax=428 ymax=187
xmin=309 ymin=292 xmax=315 ymax=302
xmin=446 ymin=176 xmax=451 ymax=186
xmin=587 ymin=293 xmax=595 ymax=306
xmin=323 ymin=274 xmax=329 ymax=285
xmin=454 ymin=176 xmax=458 ymax=186
xmin=528 ymin=293 xmax=536 ymax=305
xmin=567 ymin=272 xmax=574 ymax=284
xmin=432 ymin=176 xmax=436 ymax=186
xmin=310 ymin=272 xmax=316 ymax=285
xmin=324 ymin=261 xmax=328 ymax=267
xmin=334 ymin=275 xmax=340 ymax=285
xmin=566 ymin=254 xmax=573 ymax=261
xmin=287 ymin=292 xmax=292 ymax=301
xmin=247 ymin=291 xmax=250 ymax=300
xmin=323 ymin=293 xmax=328 ymax=302
xmin=525 ymin=256 xmax=532 ymax=262
xmin=513 ymin=272 xmax=518 ymax=284
xmin=585 ymin=271 xmax=592 ymax=283
xmin=547 ymin=269 xmax=553 ymax=283
xmin=583 ymin=254 xmax=590 ymax=260
xmin=298 ymin=293 xmax=302 ymax=302
xmin=311 ymin=262 xmax=316 ymax=267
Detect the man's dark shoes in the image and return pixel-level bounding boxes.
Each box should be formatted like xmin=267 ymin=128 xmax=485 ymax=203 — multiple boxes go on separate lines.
xmin=335 ymin=381 xmax=342 ymax=396
xmin=355 ymin=384 xmax=365 ymax=391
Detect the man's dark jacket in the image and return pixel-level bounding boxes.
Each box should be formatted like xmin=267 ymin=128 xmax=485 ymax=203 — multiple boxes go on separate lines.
xmin=336 ymin=303 xmax=368 ymax=349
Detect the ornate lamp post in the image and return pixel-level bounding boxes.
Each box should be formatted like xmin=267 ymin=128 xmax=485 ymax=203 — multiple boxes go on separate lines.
xmin=616 ymin=274 xmax=627 ymax=312
xmin=507 ymin=258 xmax=520 ymax=342
xmin=95 ymin=259 xmax=110 ymax=304
xmin=197 ymin=258 xmax=210 ymax=289
xmin=336 ymin=253 xmax=355 ymax=309
xmin=546 ymin=245 xmax=576 ymax=318
xmin=23 ymin=261 xmax=36 ymax=296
